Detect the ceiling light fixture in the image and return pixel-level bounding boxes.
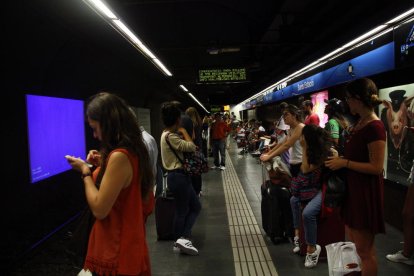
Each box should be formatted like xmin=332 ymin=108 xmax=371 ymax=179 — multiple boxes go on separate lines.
xmin=178 ymin=85 xmax=209 ymax=113
xmin=188 ymin=93 xmax=210 ymax=114
xmin=179 ymin=85 xmax=189 ymax=92
xmin=83 ymin=0 xmax=173 ymax=77
xmin=239 ymin=7 xmax=414 ymax=106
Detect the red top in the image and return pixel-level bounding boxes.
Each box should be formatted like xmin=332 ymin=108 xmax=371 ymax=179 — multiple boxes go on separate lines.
xmin=211 ymin=120 xmax=230 ymax=140
xmin=304 ymin=113 xmax=320 ymax=126
xmin=84 ymin=149 xmax=153 ymax=276
xmin=343 ymin=120 xmax=386 ymax=234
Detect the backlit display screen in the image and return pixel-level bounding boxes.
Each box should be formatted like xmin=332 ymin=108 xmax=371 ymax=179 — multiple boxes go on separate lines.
xmin=198 ymin=68 xmax=247 ymax=83
xmin=26 ymin=95 xmax=86 ymax=183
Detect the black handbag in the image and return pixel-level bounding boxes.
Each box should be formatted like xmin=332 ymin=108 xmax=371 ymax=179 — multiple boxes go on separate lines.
xmin=324 ymin=168 xmax=347 ymax=208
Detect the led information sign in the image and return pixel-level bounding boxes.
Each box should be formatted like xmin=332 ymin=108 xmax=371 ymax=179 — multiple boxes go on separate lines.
xmin=198 ymin=68 xmax=247 ymax=83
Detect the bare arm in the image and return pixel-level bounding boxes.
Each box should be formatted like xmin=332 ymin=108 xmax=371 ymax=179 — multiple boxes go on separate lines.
xmin=260 ymin=124 xmax=303 ymax=162
xmin=178 ymin=127 xmax=193 ymax=142
xmin=325 ymin=140 xmax=385 ymax=175
xmin=85 ymin=151 xmax=132 ymax=219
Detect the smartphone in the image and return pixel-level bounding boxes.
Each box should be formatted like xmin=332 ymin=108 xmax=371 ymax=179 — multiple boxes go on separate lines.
xmin=65 ymin=155 xmax=93 ymax=168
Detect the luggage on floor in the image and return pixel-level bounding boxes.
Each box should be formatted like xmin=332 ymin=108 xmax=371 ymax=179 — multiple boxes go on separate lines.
xmin=155 ymin=173 xmax=176 ymax=240
xmin=261 ymin=165 xmax=294 ymax=244
xmin=299 ymin=208 xmax=345 ymax=259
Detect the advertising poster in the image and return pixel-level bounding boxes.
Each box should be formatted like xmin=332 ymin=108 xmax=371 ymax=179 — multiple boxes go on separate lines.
xmin=378 ymin=83 xmax=414 ymax=185
xmin=310 ymin=90 xmax=329 ymax=128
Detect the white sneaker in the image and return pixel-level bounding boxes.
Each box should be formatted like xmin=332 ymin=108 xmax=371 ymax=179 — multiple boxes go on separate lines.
xmin=211 ymin=165 xmax=218 ymax=169
xmin=304 ymin=244 xmax=321 ymax=268
xmin=173 ymin=243 xmax=181 ymax=254
xmin=386 ymin=250 xmax=414 ymax=265
xmin=175 ymin=238 xmax=199 ymax=256
xmin=293 ymin=236 xmax=300 ymax=254
xmin=220 ymin=166 xmax=226 ymax=170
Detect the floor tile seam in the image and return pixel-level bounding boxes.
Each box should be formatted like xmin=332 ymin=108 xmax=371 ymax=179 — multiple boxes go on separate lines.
xmin=223 ymin=151 xmax=279 ymax=276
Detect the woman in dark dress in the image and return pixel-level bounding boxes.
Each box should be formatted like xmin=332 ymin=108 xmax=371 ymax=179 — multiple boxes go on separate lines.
xmin=325 ymin=78 xmax=386 ymax=276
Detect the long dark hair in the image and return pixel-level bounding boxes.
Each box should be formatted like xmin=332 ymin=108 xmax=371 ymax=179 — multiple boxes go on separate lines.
xmin=185 ymin=107 xmax=202 ymax=127
xmin=86 ymin=92 xmax=153 ymax=199
xmin=302 ymin=124 xmax=331 ymax=166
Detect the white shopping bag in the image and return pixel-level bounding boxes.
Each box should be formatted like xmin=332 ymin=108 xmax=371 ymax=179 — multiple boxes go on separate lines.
xmin=78 ymin=269 xmax=92 ymax=276
xmin=326 ymin=242 xmax=361 ymax=276
xmin=272 ymin=156 xmax=291 ymax=177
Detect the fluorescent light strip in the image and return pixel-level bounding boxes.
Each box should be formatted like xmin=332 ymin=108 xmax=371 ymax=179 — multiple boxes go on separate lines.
xmin=188 ymin=93 xmax=209 ymax=113
xmin=85 ymin=0 xmax=172 ymax=76
xmin=179 ymin=85 xmax=189 ymax=92
xmin=386 ymin=7 xmax=414 ymax=24
xmin=178 ymin=85 xmax=209 ymax=113
xmin=152 ymin=58 xmax=173 ymax=76
xmin=88 ymin=0 xmax=117 ymax=19
xmin=239 ymin=7 xmax=414 ymax=106
xmin=341 ymin=25 xmax=387 ymax=49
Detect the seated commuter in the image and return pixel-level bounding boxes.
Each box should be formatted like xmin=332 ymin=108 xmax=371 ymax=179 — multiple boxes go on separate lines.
xmin=290 ymin=125 xmax=331 ymax=268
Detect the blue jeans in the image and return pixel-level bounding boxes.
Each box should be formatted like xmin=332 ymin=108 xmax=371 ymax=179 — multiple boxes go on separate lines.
xmin=212 ymin=139 xmax=226 ymax=167
xmin=290 ymin=190 xmax=322 ymax=245
xmin=167 ymin=171 xmax=201 ymax=239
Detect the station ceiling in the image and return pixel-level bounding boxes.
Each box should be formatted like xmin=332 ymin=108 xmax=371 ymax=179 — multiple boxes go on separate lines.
xmin=10 ymin=0 xmax=414 ymax=109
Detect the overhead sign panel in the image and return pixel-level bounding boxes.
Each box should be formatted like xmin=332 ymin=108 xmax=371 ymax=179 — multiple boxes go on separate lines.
xmin=394 ymin=19 xmax=414 ymax=69
xmin=198 ymin=68 xmax=248 ymax=83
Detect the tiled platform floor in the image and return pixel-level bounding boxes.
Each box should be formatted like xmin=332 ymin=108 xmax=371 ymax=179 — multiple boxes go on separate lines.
xmin=8 ymin=140 xmax=414 ymax=275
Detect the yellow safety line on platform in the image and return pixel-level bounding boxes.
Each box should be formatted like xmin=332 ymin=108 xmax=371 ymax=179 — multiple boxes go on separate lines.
xmin=222 ymin=151 xmax=278 ymax=276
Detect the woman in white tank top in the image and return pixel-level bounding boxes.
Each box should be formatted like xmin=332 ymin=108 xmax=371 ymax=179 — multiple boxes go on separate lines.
xmin=260 ymin=104 xmax=305 ymax=177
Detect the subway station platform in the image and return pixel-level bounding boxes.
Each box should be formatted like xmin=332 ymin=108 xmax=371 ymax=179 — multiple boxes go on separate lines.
xmin=10 ymin=141 xmax=414 ymax=275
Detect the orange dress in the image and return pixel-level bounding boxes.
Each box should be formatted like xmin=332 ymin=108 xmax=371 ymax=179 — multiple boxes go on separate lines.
xmin=84 ymin=148 xmax=153 ymax=275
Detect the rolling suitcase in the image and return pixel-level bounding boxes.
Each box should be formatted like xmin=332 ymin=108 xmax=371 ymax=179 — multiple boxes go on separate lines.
xmin=261 ymin=164 xmax=294 ymax=244
xmin=155 ymin=172 xmax=176 ymax=240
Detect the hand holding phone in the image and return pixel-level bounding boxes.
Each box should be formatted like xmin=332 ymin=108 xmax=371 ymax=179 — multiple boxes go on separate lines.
xmin=86 ymin=150 xmax=101 ymax=167
xmin=65 ymin=155 xmax=93 ymax=168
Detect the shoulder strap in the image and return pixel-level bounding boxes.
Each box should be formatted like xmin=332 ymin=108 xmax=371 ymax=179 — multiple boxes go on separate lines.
xmin=165 ymin=132 xmax=184 ymax=165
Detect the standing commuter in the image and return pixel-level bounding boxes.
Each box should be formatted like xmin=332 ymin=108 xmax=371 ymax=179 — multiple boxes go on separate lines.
xmin=302 ymin=100 xmax=320 ymax=126
xmin=201 ymin=115 xmax=210 ymax=158
xmin=66 ymin=92 xmax=154 ymax=276
xmin=386 ymin=155 xmax=414 ymax=265
xmin=185 ymin=107 xmax=204 ymax=196
xmin=130 ymin=107 xmax=160 ymax=200
xmin=324 ymin=98 xmax=349 ymax=155
xmin=325 ymin=78 xmax=386 ymax=275
xmin=160 ymin=102 xmax=201 ymax=255
xmin=224 ymin=113 xmax=232 ymax=149
xmin=210 ymin=113 xmax=230 ymax=170
xmin=260 ymin=104 xmax=305 ymax=178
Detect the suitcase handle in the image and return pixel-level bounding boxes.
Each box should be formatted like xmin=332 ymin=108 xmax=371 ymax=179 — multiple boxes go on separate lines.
xmin=162 ymin=172 xmax=169 ymax=198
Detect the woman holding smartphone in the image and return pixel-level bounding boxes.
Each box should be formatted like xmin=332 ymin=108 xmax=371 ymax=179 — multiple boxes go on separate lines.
xmin=66 ymin=92 xmax=154 ymax=276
